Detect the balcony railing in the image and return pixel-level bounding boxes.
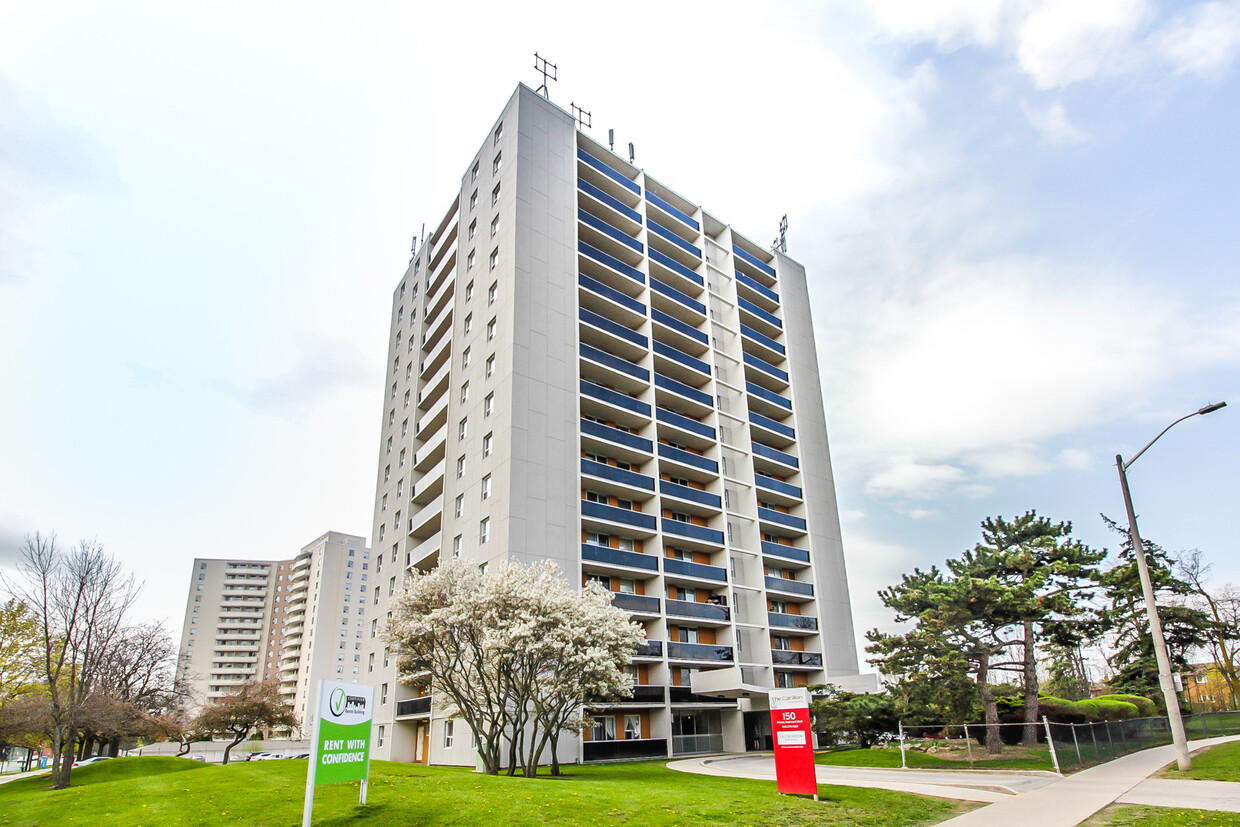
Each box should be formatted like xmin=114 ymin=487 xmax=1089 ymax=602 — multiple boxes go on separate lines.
xmin=664 ymin=556 xmax=727 ymax=583
xmin=578 ymin=178 xmax=641 ymax=223
xmin=612 ymin=592 xmax=662 ymax=614
xmin=650 ymin=247 xmax=704 ymax=286
xmin=765 ymin=575 xmax=814 ymax=596
xmin=746 ymin=382 xmax=792 ymax=411
xmin=581 ymin=418 xmax=653 ymax=454
xmin=647 ymin=190 xmax=699 ymax=230
xmin=581 ymin=308 xmax=648 ymax=349
xmin=579 ymin=208 xmax=643 ymax=254
xmin=768 ymin=612 xmax=818 ymax=631
xmin=736 ymin=271 xmax=779 ymax=303
xmin=579 ymin=240 xmax=645 ymax=284
xmin=656 ymin=407 xmax=715 ymax=440
xmin=583 ymin=738 xmax=668 ymax=762
xmin=651 ymin=278 xmax=706 ymax=316
xmin=395 ymin=697 xmax=432 ymax=717
xmin=577 ymin=148 xmax=641 ymax=196
xmin=661 ymin=518 xmax=724 ymax=545
xmin=582 ymin=501 xmax=657 ymax=530
xmin=740 ymin=324 xmax=785 ymax=356
xmin=738 ymin=296 xmax=782 ymax=329
xmin=771 ymin=650 xmax=823 ymax=667
xmin=666 ymin=599 xmax=730 ymax=622
xmin=658 ymin=443 xmax=718 ymax=473
xmin=654 ymin=340 xmax=710 ymax=377
xmin=659 ymin=480 xmax=721 ymax=509
xmin=761 ymin=541 xmax=810 ymax=563
xmin=649 ymin=220 xmax=703 ymax=259
xmin=673 ymin=733 xmax=725 ymax=755
xmin=580 ymin=380 xmax=650 ymax=417
xmin=655 ymin=373 xmax=712 ymax=407
xmin=732 ymin=244 xmax=777 ymax=278
xmin=750 ymin=411 xmax=795 ymax=440
xmin=743 ymin=351 xmax=788 ymax=383
xmin=758 ymin=507 xmax=807 ymax=531
xmin=752 ymin=441 xmax=798 ymax=469
xmin=666 ymin=642 xmax=734 ymax=662
xmin=582 ymin=543 xmax=659 ymax=572
xmin=669 ymin=687 xmax=733 ymax=704
xmin=755 ymin=474 xmax=802 ymax=499
xmin=579 ymin=273 xmax=646 ymax=316
xmin=581 ymin=459 xmax=655 ymax=491
xmin=651 ymin=307 xmax=708 ymax=346
xmin=635 ymin=640 xmax=663 ymax=657
xmin=581 ymin=343 xmax=649 ymax=382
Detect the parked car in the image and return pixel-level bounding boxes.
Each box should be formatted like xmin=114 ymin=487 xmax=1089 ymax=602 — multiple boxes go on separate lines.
xmin=185 ymin=755 xmax=207 ymax=762
xmin=244 ymin=752 xmax=269 ymax=761
xmin=72 ymin=756 xmax=112 ymax=768
xmin=254 ymin=753 xmax=287 ymax=760
xmin=291 ymin=753 xmax=310 ymax=759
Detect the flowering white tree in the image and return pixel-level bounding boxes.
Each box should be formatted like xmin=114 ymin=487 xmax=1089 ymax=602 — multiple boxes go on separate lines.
xmin=383 ymin=558 xmax=643 ymax=776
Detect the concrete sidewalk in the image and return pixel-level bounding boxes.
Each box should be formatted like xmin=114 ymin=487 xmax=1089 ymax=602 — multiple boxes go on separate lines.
xmin=1119 ymin=778 xmax=1240 ymax=813
xmin=937 ymin=734 xmax=1240 ymax=826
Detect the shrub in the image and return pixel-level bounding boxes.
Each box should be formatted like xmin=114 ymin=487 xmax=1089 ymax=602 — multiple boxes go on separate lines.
xmin=1094 ymin=694 xmax=1155 ymax=717
xmin=1038 ymin=696 xmax=1089 ymax=725
xmin=1075 ymin=699 xmax=1139 ymax=721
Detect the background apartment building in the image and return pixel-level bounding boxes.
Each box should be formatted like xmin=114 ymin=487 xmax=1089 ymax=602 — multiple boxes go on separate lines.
xmin=361 ymin=83 xmax=864 ymax=767
xmin=175 ymin=531 xmax=369 ymax=734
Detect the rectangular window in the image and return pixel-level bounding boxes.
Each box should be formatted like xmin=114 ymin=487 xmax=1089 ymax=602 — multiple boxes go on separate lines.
xmin=458 ymin=418 xmax=468 ymax=440
xmin=465 ymin=280 xmax=474 ymax=301
xmin=464 ymin=314 xmax=473 ymax=334
xmin=452 ymin=535 xmax=462 ymax=557
xmin=471 ymin=160 xmax=479 ymax=182
xmin=378 ymin=724 xmax=386 ymax=747
xmin=491 ymin=182 xmax=501 ymax=206
xmin=489 ymin=249 xmax=498 ymax=271
xmin=456 ymin=455 xmax=466 ymax=479
xmin=467 ymin=249 xmax=476 ymax=271
xmin=454 ymin=495 xmax=464 ymax=518
xmin=492 ymin=152 xmax=501 ymax=174
xmin=481 ymin=475 xmax=491 ymax=500
xmin=485 ymin=354 xmax=495 ymax=378
xmin=399 ymin=448 xmax=406 ymax=467
xmin=624 ymin=715 xmax=641 ymax=739
xmin=469 ymin=190 xmax=478 ymax=210
xmin=488 ymin=282 xmax=497 ymax=305
xmin=487 ymin=318 xmax=496 ymax=340
xmin=617 ymin=538 xmax=635 ymax=552
xmin=480 ymin=517 xmax=490 ymax=544
xmin=618 ymin=578 xmax=636 ymax=594
xmin=591 ymin=716 xmax=616 ymax=742
xmin=484 ymin=394 xmax=494 ymax=417
xmin=494 ymin=121 xmax=503 ymax=143
xmin=462 ymin=347 xmax=471 ymax=368
xmin=468 ymin=219 xmax=476 ymax=239
xmin=461 ymin=382 xmax=469 ymax=403
xmin=773 ymin=635 xmax=792 ymax=651
xmin=490 ymin=215 xmax=499 ymax=238
xmin=483 ymin=432 xmax=493 ymax=457
xmin=444 ymin=720 xmax=454 ymax=748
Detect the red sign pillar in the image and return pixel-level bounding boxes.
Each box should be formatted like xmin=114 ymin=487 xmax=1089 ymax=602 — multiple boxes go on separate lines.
xmin=769 ymin=688 xmax=818 ymax=796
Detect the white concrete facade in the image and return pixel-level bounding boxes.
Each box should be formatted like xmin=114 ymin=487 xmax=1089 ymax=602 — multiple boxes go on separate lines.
xmin=363 ymin=83 xmax=860 ymax=766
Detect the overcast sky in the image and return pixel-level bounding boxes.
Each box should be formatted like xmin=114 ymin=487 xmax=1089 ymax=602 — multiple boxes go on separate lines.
xmin=2 ymin=1 xmax=1237 ymax=669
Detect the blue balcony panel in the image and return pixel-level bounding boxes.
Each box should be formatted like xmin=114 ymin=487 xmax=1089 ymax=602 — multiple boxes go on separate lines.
xmin=765 ymin=575 xmax=814 ymax=596
xmin=656 ymin=407 xmax=715 ymax=440
xmin=582 ymin=543 xmax=659 ymax=571
xmin=664 ymin=557 xmax=727 ymax=582
xmin=579 ymin=241 xmax=645 ymax=284
xmin=579 ymin=273 xmax=646 ymax=316
xmin=744 ymin=352 xmax=789 ymax=382
xmin=581 ymin=459 xmax=656 ymax=491
xmin=612 ymin=593 xmax=661 ymax=614
xmin=648 ymin=221 xmax=703 ymax=260
xmin=772 ymin=650 xmax=823 ymax=667
xmin=582 ymin=501 xmax=658 ymax=530
xmin=758 ymin=507 xmax=807 ymax=532
xmin=580 ymin=308 xmax=648 ymax=349
xmin=659 ymin=481 xmax=722 ymax=509
xmin=580 ymin=380 xmax=650 ymax=416
xmin=752 ymin=442 xmax=798 ymax=469
xmin=768 ymin=612 xmax=818 ymax=631
xmin=733 ymin=244 xmax=777 ymax=278
xmin=580 ymin=343 xmax=649 ymax=382
xmin=755 ymin=474 xmax=802 ymax=499
xmin=577 ymin=149 xmax=641 ymax=196
xmin=736 ymin=271 xmax=779 ymax=304
xmin=649 ymin=248 xmax=704 ymax=287
xmin=654 ymin=341 xmax=710 ymax=376
xmin=746 ymin=382 xmax=792 ymax=410
xmin=579 ymin=208 xmax=643 ymax=254
xmin=635 ymin=640 xmax=663 ymax=657
xmin=581 ymin=418 xmax=653 ymax=454
xmin=666 ymin=642 xmax=734 ymax=662
xmin=578 ymin=178 xmax=641 ymax=224
xmin=750 ymin=411 xmax=795 ymax=439
xmin=738 ymin=296 xmax=782 ymax=329
xmin=661 ymin=519 xmax=725 ymax=545
xmin=658 ymin=443 xmax=718 ymax=473
xmin=651 ymin=279 xmax=706 ymax=316
xmin=651 ymin=308 xmax=708 ymax=346
xmin=741 ymin=324 xmax=786 ymax=356
xmin=656 ymin=373 xmax=712 ymax=407
xmin=761 ymin=541 xmax=810 ymax=563
xmin=647 ymin=190 xmax=700 ymax=230
xmin=666 ymin=599 xmax=729 ymax=622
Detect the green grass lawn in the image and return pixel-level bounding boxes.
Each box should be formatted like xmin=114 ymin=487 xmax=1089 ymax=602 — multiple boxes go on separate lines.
xmin=814 ymin=746 xmax=1056 ymax=772
xmin=1080 ymin=804 xmax=1240 ymax=825
xmin=1157 ymin=740 xmax=1240 ymax=782
xmin=0 ymin=755 xmax=973 ymax=826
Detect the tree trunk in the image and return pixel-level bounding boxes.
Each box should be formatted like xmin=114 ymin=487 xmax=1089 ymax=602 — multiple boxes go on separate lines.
xmin=50 ymin=726 xmax=69 ymax=789
xmin=976 ymin=653 xmax=1002 ymax=755
xmin=548 ymin=731 xmax=561 ymax=776
xmin=222 ymin=730 xmax=247 ymax=765
xmin=1022 ymin=621 xmax=1039 ymax=746
xmin=177 ymin=740 xmax=191 ymax=757
xmin=57 ymin=742 xmax=75 ymax=789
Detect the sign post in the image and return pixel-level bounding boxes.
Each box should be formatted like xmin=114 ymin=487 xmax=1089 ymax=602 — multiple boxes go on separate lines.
xmin=302 ymin=681 xmax=375 ymax=827
xmin=768 ymin=688 xmax=818 ymax=798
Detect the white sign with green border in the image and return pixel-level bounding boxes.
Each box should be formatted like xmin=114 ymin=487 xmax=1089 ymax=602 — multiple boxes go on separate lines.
xmin=302 ymin=680 xmax=374 ymax=826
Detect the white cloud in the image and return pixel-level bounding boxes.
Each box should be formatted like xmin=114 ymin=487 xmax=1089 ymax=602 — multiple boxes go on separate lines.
xmin=1156 ymin=1 xmax=1240 ymax=78
xmin=1021 ymin=100 xmax=1088 ymax=144
xmin=866 ymin=460 xmax=964 ymax=498
xmin=1016 ymin=0 xmax=1152 ymax=88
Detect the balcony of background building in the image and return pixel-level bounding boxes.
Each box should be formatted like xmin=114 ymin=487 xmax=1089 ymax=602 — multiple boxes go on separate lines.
xmin=660 ymin=517 xmax=724 ymax=548
xmin=656 ymin=441 xmax=718 ymax=481
xmin=767 ymin=612 xmax=818 ymax=632
xmin=418 ymin=359 xmax=451 ymax=412
xmin=580 ymin=343 xmax=650 ymax=396
xmin=395 ymin=696 xmax=433 ymax=718
xmin=612 ymin=592 xmax=662 ymax=617
xmin=666 ymin=598 xmax=730 ymax=624
xmin=764 ymin=575 xmax=814 ymax=598
xmin=743 ymin=352 xmax=789 ymax=391
xmin=579 ymin=274 xmax=647 ymax=329
xmin=583 ymin=739 xmax=669 ymax=762
xmin=579 ymin=240 xmax=645 ymax=296
xmin=658 ymin=480 xmax=722 ymax=513
xmin=651 ymin=308 xmax=709 ymax=357
xmin=580 ymin=417 xmax=652 ymax=462
xmin=650 ymin=278 xmax=707 ymax=327
xmin=577 ymin=147 xmax=642 ymax=199
xmin=581 ymin=458 xmax=656 ymax=498
xmin=666 ymin=642 xmax=734 ymax=663
xmin=645 ymin=187 xmax=699 ymax=234
xmin=634 ymin=640 xmax=663 ymax=658
xmin=771 ymin=650 xmax=824 ymax=668
xmin=654 ymin=374 xmax=712 ymax=419
xmin=732 ymin=242 xmax=777 ymax=283
xmin=653 ymin=340 xmax=710 ymax=386
xmin=663 ymin=556 xmax=727 ymax=586
xmin=648 ymin=247 xmax=704 ymax=296
xmin=751 ymin=442 xmax=798 ymax=475
xmin=580 ymin=380 xmax=651 ymax=430
xmin=735 ymin=270 xmax=779 ymax=309
xmin=749 ymin=411 xmax=796 ymax=448
xmin=408 ymin=499 xmax=443 ymax=540
xmin=740 ymin=323 xmax=786 ymax=365
xmin=413 ymin=430 xmax=446 ymax=473
xmin=754 ymin=473 xmax=802 ymax=506
xmin=758 ymin=507 xmax=807 ymax=534
xmin=578 ymin=208 xmax=644 ymax=266
xmin=737 ymin=296 xmax=782 ymax=338
xmin=761 ymin=540 xmax=811 ymax=567
xmin=656 ymin=407 xmax=715 ymax=450
xmin=581 ymin=500 xmax=658 ymax=534
xmin=579 ymin=308 xmax=648 ymax=362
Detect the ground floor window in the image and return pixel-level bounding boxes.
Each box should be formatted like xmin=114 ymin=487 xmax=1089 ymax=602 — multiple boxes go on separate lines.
xmin=591 ymin=715 xmax=616 ymax=741
xmin=624 ymin=714 xmax=641 ymax=739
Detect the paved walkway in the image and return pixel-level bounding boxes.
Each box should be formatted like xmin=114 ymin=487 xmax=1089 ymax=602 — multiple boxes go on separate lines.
xmin=1118 ymin=778 xmax=1240 ymax=813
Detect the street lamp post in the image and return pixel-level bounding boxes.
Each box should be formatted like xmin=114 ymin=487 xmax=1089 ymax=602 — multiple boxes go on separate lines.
xmin=1115 ymin=401 xmax=1226 ymax=772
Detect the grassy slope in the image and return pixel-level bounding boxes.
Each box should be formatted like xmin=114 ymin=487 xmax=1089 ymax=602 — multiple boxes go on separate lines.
xmin=1161 ymin=740 xmax=1240 ymax=782
xmin=0 ymin=756 xmax=971 ymax=827
xmin=814 ymin=747 xmax=1054 ymax=771
xmin=1080 ymin=804 xmax=1240 ymax=826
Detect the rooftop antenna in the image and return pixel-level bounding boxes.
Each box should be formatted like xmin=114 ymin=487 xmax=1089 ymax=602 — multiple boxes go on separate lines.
xmin=628 ymin=142 xmax=635 ymax=165
xmin=771 ymin=214 xmax=788 ymax=254
xmin=533 ymin=52 xmax=557 ymax=99
xmin=608 ymin=129 xmax=615 ymax=152
xmin=570 ymin=102 xmax=591 ymax=130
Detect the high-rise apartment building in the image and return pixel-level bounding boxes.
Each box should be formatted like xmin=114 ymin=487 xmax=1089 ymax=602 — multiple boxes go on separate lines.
xmin=363 ymin=83 xmax=862 ymax=766
xmin=176 ymin=531 xmax=369 ymax=734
